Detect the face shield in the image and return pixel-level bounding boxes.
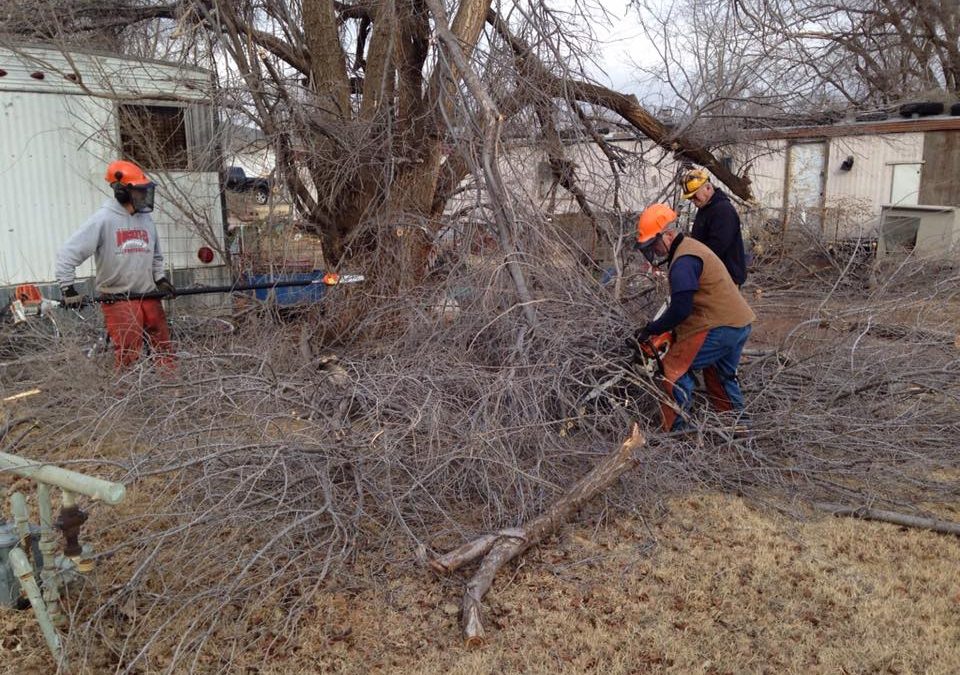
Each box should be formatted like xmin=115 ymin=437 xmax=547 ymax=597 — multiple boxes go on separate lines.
xmin=636 ymin=234 xmax=669 ymax=267
xmin=128 ymin=183 xmax=156 ymax=213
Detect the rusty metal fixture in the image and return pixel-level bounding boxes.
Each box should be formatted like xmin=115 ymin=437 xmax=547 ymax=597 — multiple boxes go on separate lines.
xmin=55 ymin=505 xmax=87 ymax=559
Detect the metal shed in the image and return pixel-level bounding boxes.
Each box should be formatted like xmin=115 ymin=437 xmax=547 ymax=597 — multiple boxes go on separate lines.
xmin=735 ymin=116 xmax=960 ymax=242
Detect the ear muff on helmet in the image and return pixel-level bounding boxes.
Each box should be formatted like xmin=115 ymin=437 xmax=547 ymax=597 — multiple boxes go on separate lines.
xmin=112 ymin=172 xmax=131 ymax=205
xmin=680 ymin=168 xmax=710 ymax=199
xmin=106 ymin=160 xmax=153 ymax=211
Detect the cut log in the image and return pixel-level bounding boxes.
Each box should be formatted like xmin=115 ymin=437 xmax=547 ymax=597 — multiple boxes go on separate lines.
xmin=815 ymin=502 xmax=960 ymax=536
xmin=432 ymin=424 xmax=646 ymax=646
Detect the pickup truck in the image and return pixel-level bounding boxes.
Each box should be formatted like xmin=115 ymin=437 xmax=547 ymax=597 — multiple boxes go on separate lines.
xmin=225 ymin=166 xmax=271 ymax=205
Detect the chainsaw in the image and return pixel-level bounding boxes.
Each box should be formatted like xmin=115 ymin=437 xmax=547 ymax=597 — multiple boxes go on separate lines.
xmin=630 ymin=330 xmax=673 ymax=378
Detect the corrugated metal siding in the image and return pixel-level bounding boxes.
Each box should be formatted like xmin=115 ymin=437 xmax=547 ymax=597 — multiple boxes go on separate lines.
xmin=0 ymin=93 xmax=110 ymax=285
xmin=0 ymin=90 xmax=224 ymax=285
xmin=0 ymin=47 xmax=224 ymax=287
xmin=0 ymin=46 xmax=211 ymax=99
xmin=736 ymin=140 xmax=786 ymax=210
xmin=153 ymin=172 xmax=225 ymax=271
xmin=825 ymin=133 xmax=924 ymax=235
xmin=726 ymin=134 xmax=929 ymax=239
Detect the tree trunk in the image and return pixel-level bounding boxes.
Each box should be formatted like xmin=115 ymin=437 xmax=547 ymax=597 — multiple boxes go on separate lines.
xmin=815 ymin=502 xmax=960 ymax=536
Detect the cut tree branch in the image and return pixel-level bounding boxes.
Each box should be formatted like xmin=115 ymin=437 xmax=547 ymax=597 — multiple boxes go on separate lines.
xmin=815 ymin=502 xmax=960 ymax=536
xmin=487 ymin=9 xmax=754 ymax=202
xmin=432 ymin=424 xmax=646 ymax=646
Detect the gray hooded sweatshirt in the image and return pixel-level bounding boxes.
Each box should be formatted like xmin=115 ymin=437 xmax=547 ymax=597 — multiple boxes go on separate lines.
xmin=55 ymin=199 xmax=165 ymax=295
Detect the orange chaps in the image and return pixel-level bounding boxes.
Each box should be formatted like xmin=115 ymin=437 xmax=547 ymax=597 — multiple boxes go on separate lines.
xmin=100 ymin=299 xmax=175 ymax=371
xmin=656 ymin=326 xmax=750 ymax=432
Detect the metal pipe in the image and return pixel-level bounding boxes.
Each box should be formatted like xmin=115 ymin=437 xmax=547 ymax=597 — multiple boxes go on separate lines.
xmin=9 ymin=546 xmax=64 ymax=666
xmin=90 ymin=273 xmax=365 ymax=302
xmin=55 ymin=504 xmax=87 ymax=561
xmin=10 ymin=491 xmax=30 ymax=543
xmin=36 ymin=483 xmax=63 ymax=624
xmin=0 ymin=453 xmax=124 ymax=504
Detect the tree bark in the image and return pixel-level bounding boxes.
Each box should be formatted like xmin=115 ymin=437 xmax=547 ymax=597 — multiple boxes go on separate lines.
xmin=431 ymin=425 xmax=646 ymax=646
xmin=303 ymin=0 xmax=352 ymax=118
xmin=486 ymin=10 xmax=754 ymax=202
xmin=815 ymin=502 xmax=960 ymax=536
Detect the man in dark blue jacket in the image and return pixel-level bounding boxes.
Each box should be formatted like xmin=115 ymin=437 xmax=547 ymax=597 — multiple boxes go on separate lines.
xmin=680 ymin=168 xmax=748 ymax=286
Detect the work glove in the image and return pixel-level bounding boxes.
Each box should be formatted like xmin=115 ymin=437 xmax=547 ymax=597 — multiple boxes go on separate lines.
xmin=155 ymin=277 xmax=176 ymax=298
xmin=61 ymin=285 xmax=86 ymax=309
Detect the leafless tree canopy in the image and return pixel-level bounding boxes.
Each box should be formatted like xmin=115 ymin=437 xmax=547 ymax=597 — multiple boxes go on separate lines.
xmin=1 ymin=0 xmax=756 ymax=276
xmin=2 ymin=1 xmax=960 ymax=669
xmin=634 ymin=0 xmax=959 ymax=138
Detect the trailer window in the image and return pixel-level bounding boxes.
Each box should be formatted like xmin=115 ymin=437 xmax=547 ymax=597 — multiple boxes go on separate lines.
xmin=119 ymin=104 xmax=189 ymax=170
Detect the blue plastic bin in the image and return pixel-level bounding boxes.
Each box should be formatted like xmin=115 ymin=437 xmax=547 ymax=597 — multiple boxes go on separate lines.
xmin=244 ymin=271 xmax=327 ymax=306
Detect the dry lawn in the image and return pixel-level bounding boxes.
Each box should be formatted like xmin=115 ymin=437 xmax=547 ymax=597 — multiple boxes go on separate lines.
xmin=3 ymin=447 xmax=959 ymax=674
xmin=284 ymin=493 xmax=960 ymax=675
xmin=3 ymin=273 xmax=959 ymax=673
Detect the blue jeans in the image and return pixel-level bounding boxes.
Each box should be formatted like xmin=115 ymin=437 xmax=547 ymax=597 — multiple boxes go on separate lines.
xmin=672 ymin=325 xmax=751 ymax=424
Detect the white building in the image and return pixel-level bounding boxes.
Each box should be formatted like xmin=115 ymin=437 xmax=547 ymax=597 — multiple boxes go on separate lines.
xmin=733 ymin=114 xmax=960 ymax=242
xmin=0 ymin=44 xmax=228 ymax=296
xmin=464 ymin=113 xmax=960 ymax=256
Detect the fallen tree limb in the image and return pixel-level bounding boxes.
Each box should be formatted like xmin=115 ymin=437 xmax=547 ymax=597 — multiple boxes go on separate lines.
xmin=486 ymin=10 xmax=753 ymax=202
xmin=844 ymin=321 xmax=958 ymax=346
xmin=432 ymin=424 xmax=646 ymax=646
xmin=815 ymin=502 xmax=960 ymax=536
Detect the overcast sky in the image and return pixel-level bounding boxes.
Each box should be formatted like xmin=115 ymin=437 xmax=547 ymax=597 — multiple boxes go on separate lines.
xmin=558 ymin=0 xmax=662 ymax=100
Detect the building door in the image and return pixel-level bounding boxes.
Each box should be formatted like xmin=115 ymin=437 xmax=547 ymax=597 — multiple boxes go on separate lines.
xmin=890 ymin=163 xmax=922 ymax=206
xmin=786 ymin=141 xmax=827 ymax=233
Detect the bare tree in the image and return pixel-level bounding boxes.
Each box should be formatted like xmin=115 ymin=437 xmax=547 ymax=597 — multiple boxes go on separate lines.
xmin=1 ymin=0 xmax=753 ymax=283
xmin=633 ymin=0 xmax=960 ymax=138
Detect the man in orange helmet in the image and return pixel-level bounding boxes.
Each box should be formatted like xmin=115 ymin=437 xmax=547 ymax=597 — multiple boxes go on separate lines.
xmin=632 ymin=203 xmax=755 ymax=432
xmin=55 ymin=160 xmax=176 ymax=371
xmin=679 ymin=167 xmax=748 ymax=287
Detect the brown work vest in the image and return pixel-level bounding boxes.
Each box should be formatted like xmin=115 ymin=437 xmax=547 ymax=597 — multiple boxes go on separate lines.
xmin=671 ymin=236 xmax=756 ymax=342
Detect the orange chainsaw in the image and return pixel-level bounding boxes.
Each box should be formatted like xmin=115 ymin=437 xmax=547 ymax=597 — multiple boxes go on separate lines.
xmin=631 ymin=330 xmax=673 ymax=378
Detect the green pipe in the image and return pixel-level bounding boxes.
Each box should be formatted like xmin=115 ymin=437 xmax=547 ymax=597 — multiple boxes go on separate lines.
xmin=10 ymin=492 xmax=29 ymax=543
xmin=61 ymin=490 xmax=76 ymax=509
xmin=36 ymin=483 xmax=63 ymax=625
xmin=0 ymin=453 xmax=125 ymax=504
xmin=9 ymin=546 xmax=64 ymax=666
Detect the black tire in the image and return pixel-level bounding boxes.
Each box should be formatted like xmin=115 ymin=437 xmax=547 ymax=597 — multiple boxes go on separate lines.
xmin=254 ymin=185 xmax=269 ymax=205
xmin=899 ymin=101 xmax=944 ymax=118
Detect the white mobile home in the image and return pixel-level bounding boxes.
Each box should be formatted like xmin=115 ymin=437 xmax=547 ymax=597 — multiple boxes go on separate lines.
xmin=0 ymin=44 xmax=227 ymax=296
xmin=736 ymin=115 xmax=960 ymax=243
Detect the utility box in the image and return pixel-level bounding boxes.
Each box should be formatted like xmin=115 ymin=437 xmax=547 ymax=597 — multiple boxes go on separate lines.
xmin=877 ymin=204 xmax=960 ymax=258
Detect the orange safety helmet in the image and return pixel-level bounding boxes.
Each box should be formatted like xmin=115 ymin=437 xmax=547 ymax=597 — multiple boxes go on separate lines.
xmin=105 ymin=160 xmax=152 ymax=187
xmin=636 ymin=203 xmax=677 ymax=246
xmin=105 ymin=160 xmax=156 ymax=213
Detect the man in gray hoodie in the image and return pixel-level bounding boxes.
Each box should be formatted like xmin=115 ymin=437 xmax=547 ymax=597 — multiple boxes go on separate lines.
xmin=56 ymin=160 xmax=176 ymax=370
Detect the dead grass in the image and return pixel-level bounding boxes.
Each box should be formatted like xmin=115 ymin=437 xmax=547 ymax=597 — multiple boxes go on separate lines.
xmin=2 ymin=459 xmax=958 ymax=673
xmin=234 ymin=492 xmax=960 ymax=675
xmin=2 ymin=264 xmax=959 ymax=673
